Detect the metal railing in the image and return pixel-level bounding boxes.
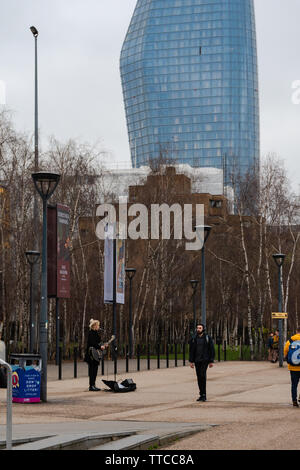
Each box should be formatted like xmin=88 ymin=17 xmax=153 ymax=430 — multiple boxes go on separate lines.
xmin=0 ymin=359 xmax=12 ymax=450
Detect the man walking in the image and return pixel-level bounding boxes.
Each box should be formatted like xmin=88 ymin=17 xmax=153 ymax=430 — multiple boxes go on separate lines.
xmin=284 ymin=326 xmax=300 ymax=407
xmin=189 ymin=323 xmax=215 ymax=402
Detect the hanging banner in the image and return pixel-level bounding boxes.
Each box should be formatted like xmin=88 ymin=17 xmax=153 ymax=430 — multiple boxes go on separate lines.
xmin=57 ymin=204 xmax=71 ymax=298
xmin=104 ymin=223 xmax=114 ymax=304
xmin=104 ymin=223 xmax=126 ymax=304
xmin=116 ymin=235 xmax=125 ymax=305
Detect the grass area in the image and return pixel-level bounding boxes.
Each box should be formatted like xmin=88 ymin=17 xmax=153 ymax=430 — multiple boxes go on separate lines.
xmin=139 ymin=344 xmax=265 ymax=362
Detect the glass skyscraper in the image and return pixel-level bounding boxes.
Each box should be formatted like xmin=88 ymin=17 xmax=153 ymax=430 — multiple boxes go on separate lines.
xmin=120 ymin=0 xmax=260 ymax=182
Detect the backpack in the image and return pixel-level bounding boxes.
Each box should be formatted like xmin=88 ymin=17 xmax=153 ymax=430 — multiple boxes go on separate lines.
xmin=287 ymin=338 xmax=300 ymax=366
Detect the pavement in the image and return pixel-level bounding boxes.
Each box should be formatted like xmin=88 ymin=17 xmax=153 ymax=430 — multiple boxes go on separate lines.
xmin=0 ymin=360 xmax=299 ymax=450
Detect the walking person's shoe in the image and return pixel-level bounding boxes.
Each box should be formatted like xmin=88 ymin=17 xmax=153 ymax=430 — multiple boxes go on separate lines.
xmin=197 ymin=395 xmax=207 ymax=402
xmin=292 ymin=400 xmax=299 ymax=407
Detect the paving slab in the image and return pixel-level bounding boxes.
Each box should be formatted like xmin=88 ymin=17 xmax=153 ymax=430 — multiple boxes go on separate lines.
xmin=0 ymin=361 xmax=298 ymax=450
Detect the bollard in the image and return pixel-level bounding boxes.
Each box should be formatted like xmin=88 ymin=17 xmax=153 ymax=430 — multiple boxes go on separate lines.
xmin=126 ymin=345 xmax=129 ymax=373
xmin=157 ymin=343 xmax=160 ymax=369
xmin=175 ymin=343 xmax=178 ymax=367
xmin=183 ymin=343 xmax=186 ymax=366
xmin=137 ymin=344 xmax=140 ymax=371
xmin=0 ymin=359 xmax=12 ymax=450
xmin=147 ymin=344 xmax=150 ymax=370
xmin=58 ymin=347 xmax=62 ymax=380
xmin=73 ymin=347 xmax=77 ymax=378
xmin=224 ymin=341 xmax=227 ymax=361
xmin=101 ymin=352 xmax=105 ymax=375
xmin=114 ymin=355 xmax=117 ymax=376
xmin=166 ymin=343 xmax=169 ymax=368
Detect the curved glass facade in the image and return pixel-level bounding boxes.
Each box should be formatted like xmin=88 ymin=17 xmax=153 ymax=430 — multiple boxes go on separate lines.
xmin=120 ymin=0 xmax=260 ymax=181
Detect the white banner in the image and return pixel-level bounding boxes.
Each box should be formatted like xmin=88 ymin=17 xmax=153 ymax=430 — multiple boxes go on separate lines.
xmin=104 ymin=224 xmax=114 ymax=303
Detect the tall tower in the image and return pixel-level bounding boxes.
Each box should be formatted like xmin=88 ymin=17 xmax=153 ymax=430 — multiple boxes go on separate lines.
xmin=120 ymin=0 xmax=260 ymax=183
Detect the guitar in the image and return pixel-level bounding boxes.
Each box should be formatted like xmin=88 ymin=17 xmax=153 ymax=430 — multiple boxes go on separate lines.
xmin=89 ymin=335 xmax=115 ymax=363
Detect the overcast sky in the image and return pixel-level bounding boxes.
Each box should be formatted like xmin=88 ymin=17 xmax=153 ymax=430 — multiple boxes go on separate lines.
xmin=1 ymin=0 xmax=300 ymax=190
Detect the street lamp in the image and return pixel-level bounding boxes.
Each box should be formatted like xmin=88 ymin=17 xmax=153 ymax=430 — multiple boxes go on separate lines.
xmin=125 ymin=268 xmax=136 ymax=359
xmin=30 ymin=25 xmax=40 ymax=355
xmin=190 ymin=280 xmax=199 ymax=333
xmin=32 ymin=171 xmax=60 ymax=401
xmin=195 ymin=225 xmax=212 ymax=328
xmin=25 ymin=250 xmax=40 ymax=353
xmin=272 ymin=253 xmax=286 ymax=368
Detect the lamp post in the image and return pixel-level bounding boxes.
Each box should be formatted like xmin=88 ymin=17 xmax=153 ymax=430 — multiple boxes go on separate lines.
xmin=190 ymin=280 xmax=199 ymax=333
xmin=195 ymin=225 xmax=212 ymax=328
xmin=25 ymin=250 xmax=40 ymax=353
xmin=125 ymin=268 xmax=136 ymax=359
xmin=30 ymin=26 xmax=40 ymax=354
xmin=272 ymin=253 xmax=285 ymax=368
xmin=32 ymin=172 xmax=60 ymax=402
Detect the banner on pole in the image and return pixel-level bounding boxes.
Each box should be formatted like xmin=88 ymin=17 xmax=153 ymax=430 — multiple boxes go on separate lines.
xmin=104 ymin=223 xmax=114 ymax=304
xmin=116 ymin=236 xmax=125 ymax=305
xmin=47 ymin=204 xmax=71 ymax=298
xmin=57 ymin=204 xmax=71 ymax=298
xmin=104 ymin=223 xmax=125 ymax=304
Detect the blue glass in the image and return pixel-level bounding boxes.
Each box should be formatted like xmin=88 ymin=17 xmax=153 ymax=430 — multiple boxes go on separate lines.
xmin=120 ymin=0 xmax=260 ymax=182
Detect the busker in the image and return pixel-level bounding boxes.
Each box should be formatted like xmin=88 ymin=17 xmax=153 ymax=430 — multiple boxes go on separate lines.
xmin=284 ymin=326 xmax=300 ymax=407
xmin=189 ymin=323 xmax=215 ymax=402
xmin=84 ymin=319 xmax=106 ymax=391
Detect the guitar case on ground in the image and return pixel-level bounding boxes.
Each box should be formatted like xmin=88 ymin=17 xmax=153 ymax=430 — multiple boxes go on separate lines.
xmin=102 ymin=378 xmax=136 ymax=393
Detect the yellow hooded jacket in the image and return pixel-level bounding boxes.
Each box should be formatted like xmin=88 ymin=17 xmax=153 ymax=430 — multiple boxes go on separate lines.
xmin=284 ymin=333 xmax=300 ymax=371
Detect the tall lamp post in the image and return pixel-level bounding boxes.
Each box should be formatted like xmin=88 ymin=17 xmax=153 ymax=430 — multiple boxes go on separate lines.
xmin=25 ymin=250 xmax=40 ymax=353
xmin=272 ymin=253 xmax=285 ymax=368
xmin=190 ymin=280 xmax=199 ymax=333
xmin=32 ymin=172 xmax=60 ymax=402
xmin=125 ymin=268 xmax=136 ymax=359
xmin=195 ymin=225 xmax=212 ymax=328
xmin=30 ymin=25 xmax=40 ymax=353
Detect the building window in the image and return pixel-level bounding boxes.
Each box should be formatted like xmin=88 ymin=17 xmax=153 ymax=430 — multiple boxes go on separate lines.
xmin=210 ymin=200 xmax=222 ymax=208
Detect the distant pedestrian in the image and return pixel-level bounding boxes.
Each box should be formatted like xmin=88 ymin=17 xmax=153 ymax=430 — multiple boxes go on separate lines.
xmin=189 ymin=324 xmax=215 ymax=402
xmin=267 ymin=332 xmax=274 ymax=362
xmin=271 ymin=329 xmax=280 ymax=363
xmin=84 ymin=319 xmax=106 ymax=391
xmin=284 ymin=326 xmax=300 ymax=407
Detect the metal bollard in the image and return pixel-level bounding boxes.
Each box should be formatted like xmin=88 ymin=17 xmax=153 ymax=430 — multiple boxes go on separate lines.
xmin=0 ymin=359 xmax=12 ymax=450
xmin=74 ymin=347 xmax=77 ymax=378
xmin=58 ymin=347 xmax=62 ymax=380
xmin=126 ymin=345 xmax=129 ymax=373
xmin=137 ymin=344 xmax=140 ymax=371
xmin=147 ymin=344 xmax=150 ymax=370
xmin=166 ymin=343 xmax=169 ymax=368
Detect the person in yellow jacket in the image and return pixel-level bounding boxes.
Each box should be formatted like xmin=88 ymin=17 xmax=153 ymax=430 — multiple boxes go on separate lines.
xmin=284 ymin=326 xmax=300 ymax=407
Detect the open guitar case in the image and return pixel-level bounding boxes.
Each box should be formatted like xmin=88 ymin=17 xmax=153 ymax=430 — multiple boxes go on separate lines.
xmin=102 ymin=378 xmax=136 ymax=393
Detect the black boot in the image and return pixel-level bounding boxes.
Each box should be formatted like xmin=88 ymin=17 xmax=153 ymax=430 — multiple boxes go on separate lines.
xmin=89 ymin=385 xmax=101 ymax=391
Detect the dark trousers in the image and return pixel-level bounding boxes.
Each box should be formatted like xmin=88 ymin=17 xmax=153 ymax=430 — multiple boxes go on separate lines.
xmin=290 ymin=371 xmax=300 ymax=402
xmin=195 ymin=361 xmax=209 ymax=397
xmin=88 ymin=361 xmax=98 ymax=387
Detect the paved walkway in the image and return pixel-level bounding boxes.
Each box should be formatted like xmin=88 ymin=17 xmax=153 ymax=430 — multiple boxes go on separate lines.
xmin=0 ymin=361 xmax=299 ymax=450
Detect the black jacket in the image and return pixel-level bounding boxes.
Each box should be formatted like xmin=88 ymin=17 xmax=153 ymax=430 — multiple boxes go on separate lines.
xmin=189 ymin=333 xmax=215 ymax=363
xmin=84 ymin=330 xmax=101 ymax=363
